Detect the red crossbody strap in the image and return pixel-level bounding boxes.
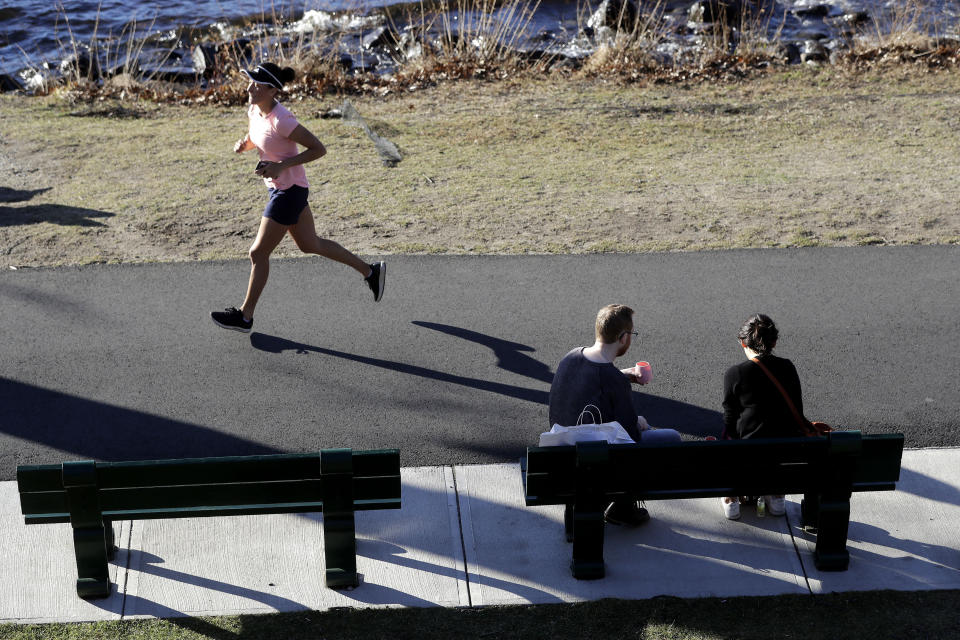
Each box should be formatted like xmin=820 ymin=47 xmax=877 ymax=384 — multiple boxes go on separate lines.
xmin=749 ymin=357 xmax=809 ymax=432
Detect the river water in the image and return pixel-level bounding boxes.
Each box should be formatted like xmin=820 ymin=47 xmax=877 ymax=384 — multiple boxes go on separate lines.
xmin=1 ymin=0 xmax=958 ymax=84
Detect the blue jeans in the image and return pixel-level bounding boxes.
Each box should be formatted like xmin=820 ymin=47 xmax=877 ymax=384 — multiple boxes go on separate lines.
xmin=638 ymin=427 xmax=682 ymax=443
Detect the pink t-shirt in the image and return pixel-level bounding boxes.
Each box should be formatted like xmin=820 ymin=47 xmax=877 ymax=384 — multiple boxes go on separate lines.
xmin=248 ymin=102 xmax=309 ymax=190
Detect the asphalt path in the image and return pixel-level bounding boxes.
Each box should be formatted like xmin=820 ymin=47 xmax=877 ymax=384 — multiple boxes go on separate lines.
xmin=1 ymin=247 xmax=957 ymax=480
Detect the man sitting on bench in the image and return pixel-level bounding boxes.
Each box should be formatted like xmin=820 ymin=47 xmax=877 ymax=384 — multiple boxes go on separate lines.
xmin=548 ymin=303 xmax=681 ymax=526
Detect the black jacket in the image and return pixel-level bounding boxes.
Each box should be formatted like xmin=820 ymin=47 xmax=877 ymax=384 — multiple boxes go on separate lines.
xmin=722 ymin=354 xmax=804 ymax=440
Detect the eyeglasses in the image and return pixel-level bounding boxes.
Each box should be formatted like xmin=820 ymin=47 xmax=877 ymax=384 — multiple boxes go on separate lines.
xmin=620 ymin=330 xmax=639 ymax=340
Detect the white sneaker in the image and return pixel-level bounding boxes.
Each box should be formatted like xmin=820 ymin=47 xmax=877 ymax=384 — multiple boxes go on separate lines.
xmin=721 ymin=497 xmax=741 ymax=520
xmin=765 ymin=496 xmax=786 ymax=516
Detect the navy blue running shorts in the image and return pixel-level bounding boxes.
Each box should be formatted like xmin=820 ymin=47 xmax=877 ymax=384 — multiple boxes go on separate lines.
xmin=262 ymin=185 xmax=309 ymax=226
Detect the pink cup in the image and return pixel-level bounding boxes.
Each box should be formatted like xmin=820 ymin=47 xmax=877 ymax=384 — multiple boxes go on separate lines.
xmin=635 ymin=361 xmax=653 ymax=384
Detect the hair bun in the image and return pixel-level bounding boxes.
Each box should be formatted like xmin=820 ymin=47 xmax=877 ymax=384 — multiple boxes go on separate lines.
xmin=280 ymin=67 xmax=296 ymax=83
xmin=738 ymin=313 xmax=779 ymax=356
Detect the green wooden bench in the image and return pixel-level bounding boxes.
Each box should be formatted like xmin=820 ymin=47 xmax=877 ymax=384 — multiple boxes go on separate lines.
xmin=17 ymin=448 xmax=401 ymax=598
xmin=524 ymin=431 xmax=904 ymax=579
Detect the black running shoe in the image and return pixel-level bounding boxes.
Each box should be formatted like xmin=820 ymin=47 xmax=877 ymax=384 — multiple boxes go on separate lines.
xmin=604 ymin=500 xmax=650 ymax=526
xmin=365 ymin=261 xmax=386 ymax=302
xmin=211 ymin=307 xmax=252 ymax=333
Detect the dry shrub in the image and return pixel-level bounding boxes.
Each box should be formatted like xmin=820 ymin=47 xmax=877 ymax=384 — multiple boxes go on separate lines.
xmin=26 ymin=0 xmax=960 ymax=102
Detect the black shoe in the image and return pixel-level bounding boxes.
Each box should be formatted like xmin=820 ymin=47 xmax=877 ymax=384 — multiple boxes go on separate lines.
xmin=604 ymin=501 xmax=650 ymax=526
xmin=211 ymin=307 xmax=252 ymax=333
xmin=365 ymin=261 xmax=385 ymax=302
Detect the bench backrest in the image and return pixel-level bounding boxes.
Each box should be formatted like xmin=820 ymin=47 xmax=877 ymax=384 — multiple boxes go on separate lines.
xmin=18 ymin=449 xmax=401 ymax=524
xmin=525 ymin=432 xmax=904 ymax=505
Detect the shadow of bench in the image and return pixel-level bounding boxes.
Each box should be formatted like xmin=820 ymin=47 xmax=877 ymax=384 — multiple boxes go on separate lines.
xmin=524 ymin=431 xmax=904 ymax=579
xmin=17 ymin=448 xmax=400 ymax=598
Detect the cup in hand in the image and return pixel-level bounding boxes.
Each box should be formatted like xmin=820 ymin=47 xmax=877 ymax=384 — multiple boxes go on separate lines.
xmin=635 ymin=361 xmax=653 ymax=384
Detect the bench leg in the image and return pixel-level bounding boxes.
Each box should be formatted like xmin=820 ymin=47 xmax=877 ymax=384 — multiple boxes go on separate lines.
xmin=62 ymin=460 xmax=111 ymax=598
xmin=105 ymin=519 xmax=117 ymax=561
xmin=564 ymin=503 xmax=574 ymax=543
xmin=813 ymin=493 xmax=852 ymax=571
xmin=801 ymin=493 xmax=820 ymax=531
xmin=568 ymin=441 xmax=609 ymax=580
xmin=73 ymin=526 xmax=111 ymax=598
xmin=323 ymin=512 xmax=359 ymax=588
xmin=570 ymin=499 xmax=605 ymax=580
xmin=321 ymin=449 xmax=359 ymax=589
xmin=810 ymin=432 xmax=860 ymax=571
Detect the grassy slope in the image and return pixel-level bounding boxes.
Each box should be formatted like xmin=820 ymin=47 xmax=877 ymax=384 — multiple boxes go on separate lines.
xmin=1 ymin=66 xmax=958 ymax=268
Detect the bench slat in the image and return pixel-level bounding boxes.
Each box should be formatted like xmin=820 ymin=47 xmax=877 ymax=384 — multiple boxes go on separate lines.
xmin=20 ymin=477 xmax=401 ymax=517
xmin=102 ymin=497 xmax=402 ymax=520
xmin=22 ymin=497 xmax=402 ymax=525
xmin=19 ymin=491 xmax=69 ymax=519
xmin=95 ymin=480 xmax=384 ymax=512
xmin=16 ymin=450 xmax=400 ymax=493
xmin=97 ymin=449 xmax=400 ymax=487
xmin=525 ymin=434 xmax=904 ymax=506
xmin=16 ymin=465 xmax=63 ymax=492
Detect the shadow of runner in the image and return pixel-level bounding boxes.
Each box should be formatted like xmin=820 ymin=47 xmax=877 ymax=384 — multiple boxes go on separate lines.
xmin=249 ymin=332 xmax=549 ymax=405
xmin=411 ymin=321 xmax=554 ymax=383
xmin=0 ymin=203 xmax=113 ymax=227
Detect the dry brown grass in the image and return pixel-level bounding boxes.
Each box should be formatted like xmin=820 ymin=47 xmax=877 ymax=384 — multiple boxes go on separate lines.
xmin=1 ymin=64 xmax=958 ymax=268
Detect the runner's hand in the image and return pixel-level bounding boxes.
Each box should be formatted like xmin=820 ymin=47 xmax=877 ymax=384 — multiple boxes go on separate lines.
xmin=259 ymin=161 xmax=284 ymax=179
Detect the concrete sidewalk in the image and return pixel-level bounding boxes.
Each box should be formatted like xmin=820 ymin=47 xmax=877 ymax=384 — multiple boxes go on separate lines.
xmin=2 ymin=448 xmax=958 ymax=625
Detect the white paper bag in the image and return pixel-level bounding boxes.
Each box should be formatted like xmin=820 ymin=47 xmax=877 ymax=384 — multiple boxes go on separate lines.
xmin=538 ymin=422 xmax=636 ymax=447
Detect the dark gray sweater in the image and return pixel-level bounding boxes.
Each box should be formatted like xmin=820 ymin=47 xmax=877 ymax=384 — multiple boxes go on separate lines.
xmin=548 ymin=348 xmax=641 ymax=441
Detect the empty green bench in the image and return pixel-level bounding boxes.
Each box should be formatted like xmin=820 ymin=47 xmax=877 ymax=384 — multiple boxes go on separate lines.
xmin=17 ymin=448 xmax=401 ymax=598
xmin=524 ymin=431 xmax=904 ymax=579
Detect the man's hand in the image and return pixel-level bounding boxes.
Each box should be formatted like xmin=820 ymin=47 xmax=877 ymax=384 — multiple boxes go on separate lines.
xmin=621 ymin=367 xmax=646 ymax=385
xmin=234 ymin=136 xmax=251 ymax=153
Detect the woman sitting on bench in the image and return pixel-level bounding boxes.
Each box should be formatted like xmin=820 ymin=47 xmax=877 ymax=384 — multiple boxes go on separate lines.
xmin=720 ymin=313 xmax=806 ymax=520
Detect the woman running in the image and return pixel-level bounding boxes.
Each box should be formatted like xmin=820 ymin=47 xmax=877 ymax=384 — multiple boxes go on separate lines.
xmin=212 ymin=62 xmax=385 ymax=333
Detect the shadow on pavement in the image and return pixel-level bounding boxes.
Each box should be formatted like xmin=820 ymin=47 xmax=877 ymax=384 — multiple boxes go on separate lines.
xmin=633 ymin=391 xmax=724 ymax=439
xmin=412 ymin=321 xmax=554 ymax=383
xmin=789 ymin=512 xmax=959 ymax=587
xmin=0 ymin=377 xmax=279 ymax=468
xmin=354 ymin=538 xmax=564 ymax=605
xmin=249 ymin=332 xmax=549 ymax=405
xmin=897 ymin=466 xmax=960 ymax=508
xmin=250 ymin=326 xmax=723 ymax=441
xmin=411 ymin=321 xmax=722 ymax=438
xmin=434 ymin=439 xmax=535 ymax=462
xmin=108 ymin=550 xmax=309 ymax=623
